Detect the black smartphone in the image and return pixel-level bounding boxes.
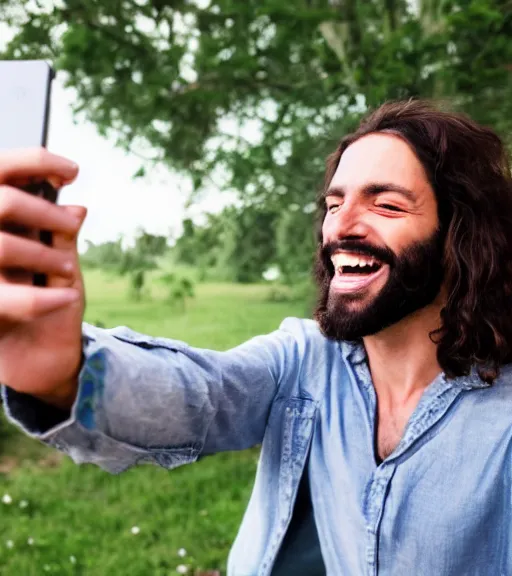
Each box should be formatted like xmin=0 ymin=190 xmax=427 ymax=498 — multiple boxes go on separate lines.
xmin=0 ymin=59 xmax=57 ymax=286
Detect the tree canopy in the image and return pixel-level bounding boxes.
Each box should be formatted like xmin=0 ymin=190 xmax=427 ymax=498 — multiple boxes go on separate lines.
xmin=2 ymin=0 xmax=510 ymax=281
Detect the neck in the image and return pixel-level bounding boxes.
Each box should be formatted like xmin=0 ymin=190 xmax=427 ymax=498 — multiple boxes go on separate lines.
xmin=363 ymin=299 xmax=444 ymax=402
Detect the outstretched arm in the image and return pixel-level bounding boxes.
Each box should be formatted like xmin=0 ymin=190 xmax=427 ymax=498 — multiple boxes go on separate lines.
xmin=3 ymin=318 xmax=301 ymax=473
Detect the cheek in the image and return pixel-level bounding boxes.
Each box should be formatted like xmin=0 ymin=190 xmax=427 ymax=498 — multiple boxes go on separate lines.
xmin=373 ymin=219 xmax=409 ymax=246
xmin=375 ymin=220 xmax=438 ymax=257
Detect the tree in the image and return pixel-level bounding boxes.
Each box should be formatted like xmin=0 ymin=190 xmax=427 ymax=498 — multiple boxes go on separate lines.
xmin=2 ymin=0 xmax=510 ymax=281
xmin=2 ymin=1 xmax=509 ymax=187
xmin=159 ymin=272 xmax=195 ymax=311
xmin=215 ymin=205 xmax=278 ymax=283
xmin=172 ymin=214 xmax=226 ymax=278
xmin=80 ymin=238 xmax=125 ymax=270
xmin=275 ymin=205 xmax=317 ymax=285
xmin=119 ymin=230 xmax=167 ymax=300
xmin=133 ymin=230 xmax=168 ymax=259
xmin=173 ymin=205 xmax=278 ymax=282
xmin=80 ymin=230 xmax=166 ymax=300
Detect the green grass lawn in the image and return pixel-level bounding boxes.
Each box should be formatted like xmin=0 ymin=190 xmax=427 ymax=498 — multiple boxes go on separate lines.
xmin=0 ymin=271 xmax=309 ymax=575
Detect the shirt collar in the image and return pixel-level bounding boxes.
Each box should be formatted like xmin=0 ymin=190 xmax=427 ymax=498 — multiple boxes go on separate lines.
xmin=340 ymin=339 xmax=491 ymax=390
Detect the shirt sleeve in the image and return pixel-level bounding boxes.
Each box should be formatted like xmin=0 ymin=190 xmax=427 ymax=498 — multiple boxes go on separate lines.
xmin=2 ymin=318 xmax=303 ymax=473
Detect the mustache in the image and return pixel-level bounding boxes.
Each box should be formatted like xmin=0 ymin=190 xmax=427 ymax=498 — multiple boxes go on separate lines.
xmin=321 ymin=240 xmax=395 ymax=269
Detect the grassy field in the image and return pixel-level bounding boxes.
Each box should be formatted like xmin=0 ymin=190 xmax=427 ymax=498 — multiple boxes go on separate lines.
xmin=0 ymin=270 xmax=308 ymax=575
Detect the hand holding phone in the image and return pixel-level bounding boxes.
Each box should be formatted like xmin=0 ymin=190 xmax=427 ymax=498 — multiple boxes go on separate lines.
xmin=0 ymin=61 xmax=87 ymax=409
xmin=0 ymin=60 xmax=58 ymax=285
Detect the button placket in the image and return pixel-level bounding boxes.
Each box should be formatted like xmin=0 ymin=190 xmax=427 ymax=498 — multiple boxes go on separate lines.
xmin=260 ymin=398 xmax=317 ymax=576
xmin=363 ymin=464 xmax=396 ymax=575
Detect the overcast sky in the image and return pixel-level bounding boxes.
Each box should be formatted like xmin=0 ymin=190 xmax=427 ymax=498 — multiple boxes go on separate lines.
xmin=47 ymin=78 xmax=231 ymax=252
xmin=0 ymin=14 xmax=236 ymax=253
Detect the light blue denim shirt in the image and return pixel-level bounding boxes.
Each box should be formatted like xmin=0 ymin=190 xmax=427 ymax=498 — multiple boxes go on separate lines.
xmin=3 ymin=318 xmax=512 ymax=575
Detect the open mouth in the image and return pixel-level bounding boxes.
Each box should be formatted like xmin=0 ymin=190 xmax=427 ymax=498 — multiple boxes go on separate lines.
xmin=330 ymin=251 xmax=388 ymax=292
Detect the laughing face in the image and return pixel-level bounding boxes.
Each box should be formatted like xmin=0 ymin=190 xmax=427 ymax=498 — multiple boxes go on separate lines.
xmin=315 ymin=133 xmax=445 ymax=341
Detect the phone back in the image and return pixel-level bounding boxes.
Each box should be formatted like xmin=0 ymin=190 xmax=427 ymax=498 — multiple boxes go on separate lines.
xmin=0 ymin=60 xmax=54 ymax=151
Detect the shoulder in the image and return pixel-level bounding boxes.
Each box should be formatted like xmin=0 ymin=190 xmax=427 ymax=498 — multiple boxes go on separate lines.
xmin=488 ymin=364 xmax=512 ymax=399
xmin=278 ymin=317 xmax=322 ymax=338
xmin=277 ymin=317 xmax=332 ymax=355
xmin=463 ymin=363 xmax=512 ymax=431
xmin=277 ymin=317 xmax=355 ymax=360
xmin=276 ymin=317 xmax=354 ymax=398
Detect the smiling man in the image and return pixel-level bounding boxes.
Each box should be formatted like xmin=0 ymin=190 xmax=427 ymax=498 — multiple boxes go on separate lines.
xmin=2 ymin=100 xmax=512 ymax=576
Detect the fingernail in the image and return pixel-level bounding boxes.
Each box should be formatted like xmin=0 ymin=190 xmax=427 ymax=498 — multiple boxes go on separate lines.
xmin=41 ymin=289 xmax=80 ymax=312
xmin=69 ymin=215 xmax=82 ymax=229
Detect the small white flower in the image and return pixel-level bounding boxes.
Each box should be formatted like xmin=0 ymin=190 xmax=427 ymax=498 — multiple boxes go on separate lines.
xmin=177 ymin=547 xmax=187 ymax=557
xmin=176 ymin=565 xmax=188 ymax=575
xmin=6 ymin=540 xmax=14 ymax=549
xmin=69 ymin=555 xmax=77 ymax=564
xmin=27 ymin=537 xmax=34 ymax=546
xmin=19 ymin=500 xmax=29 ymax=509
xmin=2 ymin=494 xmax=12 ymax=505
xmin=131 ymin=526 xmax=140 ymax=535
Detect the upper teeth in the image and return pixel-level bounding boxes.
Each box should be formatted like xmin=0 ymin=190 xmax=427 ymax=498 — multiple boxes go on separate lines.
xmin=331 ymin=252 xmax=378 ymax=269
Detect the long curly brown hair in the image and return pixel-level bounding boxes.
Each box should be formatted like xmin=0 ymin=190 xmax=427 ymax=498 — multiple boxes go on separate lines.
xmin=316 ymin=100 xmax=512 ymax=383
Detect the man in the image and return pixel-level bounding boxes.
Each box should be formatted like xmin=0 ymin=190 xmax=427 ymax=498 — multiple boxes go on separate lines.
xmin=1 ymin=100 xmax=512 ymax=575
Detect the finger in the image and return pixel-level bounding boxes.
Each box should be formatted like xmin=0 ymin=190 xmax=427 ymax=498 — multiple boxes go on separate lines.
xmin=0 ymin=148 xmax=79 ymax=185
xmin=0 ymin=231 xmax=74 ymax=279
xmin=48 ymin=206 xmax=87 ymax=289
xmin=0 ymin=284 xmax=79 ymax=321
xmin=0 ymin=185 xmax=81 ymax=235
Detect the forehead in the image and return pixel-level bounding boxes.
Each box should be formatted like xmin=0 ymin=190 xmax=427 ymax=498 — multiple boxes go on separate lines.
xmin=330 ymin=133 xmax=433 ymax=198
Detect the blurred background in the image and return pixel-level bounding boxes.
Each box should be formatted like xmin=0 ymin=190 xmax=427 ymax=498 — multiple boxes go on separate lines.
xmin=0 ymin=1 xmax=510 ymax=574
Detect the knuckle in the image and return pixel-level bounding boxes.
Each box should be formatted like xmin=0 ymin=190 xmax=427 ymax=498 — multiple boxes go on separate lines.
xmin=0 ymin=187 xmax=15 ymax=218
xmin=24 ymin=291 xmax=39 ymax=320
xmin=33 ymin=146 xmax=49 ymax=165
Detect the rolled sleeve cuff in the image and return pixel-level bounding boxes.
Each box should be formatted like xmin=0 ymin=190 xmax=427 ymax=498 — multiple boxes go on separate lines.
xmin=2 ymin=323 xmax=103 ymax=439
xmin=1 ymin=323 xmax=200 ymax=474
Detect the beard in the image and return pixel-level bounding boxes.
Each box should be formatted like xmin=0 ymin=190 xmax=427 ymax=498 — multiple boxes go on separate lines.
xmin=314 ymin=230 xmax=445 ymax=341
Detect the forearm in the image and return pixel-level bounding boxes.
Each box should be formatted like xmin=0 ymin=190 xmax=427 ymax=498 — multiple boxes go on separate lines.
xmin=2 ymin=320 xmax=297 ymax=471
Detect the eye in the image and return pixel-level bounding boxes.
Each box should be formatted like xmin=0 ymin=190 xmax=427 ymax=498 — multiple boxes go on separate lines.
xmin=327 ymin=203 xmax=341 ymax=214
xmin=377 ymin=204 xmax=404 ymax=212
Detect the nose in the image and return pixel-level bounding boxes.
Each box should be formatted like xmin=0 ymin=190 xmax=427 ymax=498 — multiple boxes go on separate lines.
xmin=322 ymin=201 xmax=370 ymax=243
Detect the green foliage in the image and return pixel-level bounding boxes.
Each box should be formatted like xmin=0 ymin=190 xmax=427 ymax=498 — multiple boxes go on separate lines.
xmin=133 ymin=230 xmax=168 ymax=258
xmin=275 ymin=206 xmax=317 ymax=285
xmin=159 ymin=272 xmax=195 ymax=311
xmin=173 ymin=217 xmax=222 ymax=269
xmin=265 ymin=278 xmax=317 ymax=317
xmin=127 ymin=269 xmax=147 ymax=302
xmin=2 ymin=0 xmax=509 ymax=184
xmin=2 ymin=0 xmax=510 ymax=282
xmin=214 ymin=205 xmax=278 ymax=283
xmin=80 ymin=230 xmax=170 ymax=301
xmin=173 ymin=205 xmax=278 ymax=283
xmin=80 ymin=239 xmax=124 ymax=271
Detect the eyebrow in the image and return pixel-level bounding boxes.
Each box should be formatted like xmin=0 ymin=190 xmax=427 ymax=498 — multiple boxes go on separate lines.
xmin=323 ymin=182 xmax=417 ymax=202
